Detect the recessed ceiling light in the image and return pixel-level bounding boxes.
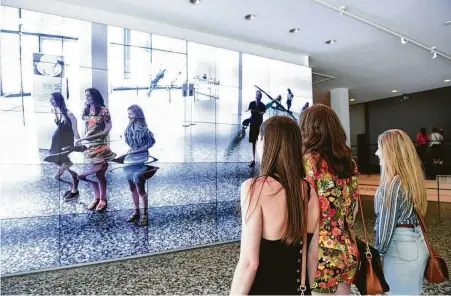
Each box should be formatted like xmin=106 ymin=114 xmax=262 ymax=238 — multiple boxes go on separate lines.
xmin=350 ymin=98 xmax=355 ymax=102
xmin=325 ymin=40 xmax=336 ymax=44
xmin=445 ymin=79 xmax=451 ymax=83
xmin=392 ymin=90 xmax=398 ymax=93
xmin=289 ymin=28 xmax=301 ymax=33
xmin=445 ymin=20 xmax=451 ymax=25
xmin=245 ymin=14 xmax=257 ymax=20
xmin=189 ymin=0 xmax=202 ymax=4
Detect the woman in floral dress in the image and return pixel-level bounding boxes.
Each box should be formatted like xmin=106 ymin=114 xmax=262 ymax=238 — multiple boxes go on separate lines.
xmin=75 ymin=88 xmax=116 ymax=212
xmin=299 ymin=104 xmax=359 ymax=295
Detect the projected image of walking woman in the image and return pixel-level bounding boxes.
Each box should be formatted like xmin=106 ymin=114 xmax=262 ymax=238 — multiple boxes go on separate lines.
xmin=44 ymin=92 xmax=81 ymax=200
xmin=116 ymin=105 xmax=157 ymax=226
xmin=75 ymin=88 xmax=116 ymax=212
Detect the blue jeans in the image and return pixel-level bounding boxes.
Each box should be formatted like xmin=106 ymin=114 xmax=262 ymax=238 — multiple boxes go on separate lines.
xmin=383 ymin=226 xmax=429 ymax=295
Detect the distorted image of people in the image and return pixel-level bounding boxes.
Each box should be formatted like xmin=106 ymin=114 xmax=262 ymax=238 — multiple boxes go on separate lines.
xmin=75 ymin=88 xmax=116 ymax=212
xmin=115 ymin=104 xmax=158 ymax=226
xmin=147 ymin=65 xmax=167 ymax=96
xmin=43 ymin=92 xmax=81 ymax=200
xmin=286 ymin=88 xmax=294 ymax=111
xmin=247 ymin=90 xmax=266 ymax=167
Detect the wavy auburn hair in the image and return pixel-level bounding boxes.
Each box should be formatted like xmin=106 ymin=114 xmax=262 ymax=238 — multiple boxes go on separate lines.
xmin=299 ymin=104 xmax=354 ymax=178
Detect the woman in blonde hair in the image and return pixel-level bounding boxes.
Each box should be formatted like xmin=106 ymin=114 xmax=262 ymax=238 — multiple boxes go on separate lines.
xmin=375 ymin=129 xmax=429 ymax=295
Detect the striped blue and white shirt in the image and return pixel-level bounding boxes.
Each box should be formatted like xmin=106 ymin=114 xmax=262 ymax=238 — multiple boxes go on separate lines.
xmin=374 ymin=177 xmax=419 ymax=255
xmin=124 ymin=124 xmax=155 ymax=165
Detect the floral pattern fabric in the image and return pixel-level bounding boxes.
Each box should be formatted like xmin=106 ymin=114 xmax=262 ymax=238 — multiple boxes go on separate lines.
xmin=84 ymin=106 xmax=116 ymax=164
xmin=303 ymin=153 xmax=359 ymax=293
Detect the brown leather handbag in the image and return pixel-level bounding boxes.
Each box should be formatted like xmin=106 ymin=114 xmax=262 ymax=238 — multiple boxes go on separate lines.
xmin=354 ymin=192 xmax=390 ymax=295
xmin=416 ymin=208 xmax=449 ymax=283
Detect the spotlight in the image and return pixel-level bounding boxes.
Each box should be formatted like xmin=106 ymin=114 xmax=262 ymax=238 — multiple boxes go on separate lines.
xmin=325 ymin=40 xmax=336 ymax=44
xmin=245 ymin=14 xmax=257 ymax=20
xmin=401 ymin=37 xmax=407 ymax=45
xmin=445 ymin=79 xmax=451 ymax=83
xmin=339 ymin=6 xmax=347 ymax=15
xmin=189 ymin=0 xmax=202 ymax=4
xmin=445 ymin=20 xmax=451 ymax=25
xmin=430 ymin=47 xmax=437 ymax=59
xmin=289 ymin=28 xmax=301 ymax=33
xmin=392 ymin=90 xmax=398 ymax=93
xmin=350 ymin=98 xmax=355 ymax=102
xmin=400 ymin=93 xmax=410 ymax=102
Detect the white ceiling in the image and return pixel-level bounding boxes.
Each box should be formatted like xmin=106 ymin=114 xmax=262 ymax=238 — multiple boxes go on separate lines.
xmin=9 ymin=0 xmax=451 ymax=103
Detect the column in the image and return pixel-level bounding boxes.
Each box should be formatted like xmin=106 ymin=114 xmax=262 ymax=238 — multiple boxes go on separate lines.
xmin=91 ymin=23 xmax=109 ymax=106
xmin=330 ymin=88 xmax=350 ymax=144
xmin=237 ymin=52 xmax=243 ymax=118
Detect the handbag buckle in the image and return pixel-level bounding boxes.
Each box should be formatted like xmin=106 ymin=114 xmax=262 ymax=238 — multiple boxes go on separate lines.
xmin=365 ymin=245 xmax=372 ymax=258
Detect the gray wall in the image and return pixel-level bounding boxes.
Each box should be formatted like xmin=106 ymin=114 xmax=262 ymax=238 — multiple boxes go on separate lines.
xmin=350 ymin=103 xmax=366 ymax=147
xmin=366 ymin=86 xmax=451 ymax=144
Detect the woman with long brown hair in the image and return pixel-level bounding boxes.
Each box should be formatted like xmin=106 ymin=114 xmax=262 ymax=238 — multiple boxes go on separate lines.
xmin=230 ymin=116 xmax=320 ymax=295
xmin=375 ymin=129 xmax=428 ymax=295
xmin=299 ymin=104 xmax=359 ymax=295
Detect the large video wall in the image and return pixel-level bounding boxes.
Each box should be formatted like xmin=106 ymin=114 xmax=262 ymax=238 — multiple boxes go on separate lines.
xmin=0 ymin=5 xmax=312 ymax=275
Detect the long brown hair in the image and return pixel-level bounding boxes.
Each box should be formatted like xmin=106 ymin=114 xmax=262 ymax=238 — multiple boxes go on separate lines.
xmin=246 ymin=116 xmax=307 ymax=245
xmin=299 ymin=104 xmax=354 ymax=178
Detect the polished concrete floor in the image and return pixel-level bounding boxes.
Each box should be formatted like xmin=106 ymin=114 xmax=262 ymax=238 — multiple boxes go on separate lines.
xmin=2 ymin=198 xmax=451 ymax=295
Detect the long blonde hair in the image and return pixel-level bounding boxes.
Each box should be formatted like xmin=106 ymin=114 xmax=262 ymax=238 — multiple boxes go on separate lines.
xmin=378 ymin=129 xmax=427 ymax=215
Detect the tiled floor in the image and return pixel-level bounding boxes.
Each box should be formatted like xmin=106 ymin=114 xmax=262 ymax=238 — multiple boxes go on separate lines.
xmin=0 ymin=110 xmax=257 ymax=274
xmin=2 ymin=198 xmax=451 ymax=295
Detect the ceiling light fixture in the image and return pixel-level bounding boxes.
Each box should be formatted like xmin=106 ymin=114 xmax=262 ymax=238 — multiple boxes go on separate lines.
xmin=445 ymin=79 xmax=451 ymax=83
xmin=401 ymin=37 xmax=407 ymax=45
xmin=325 ymin=39 xmax=336 ymax=44
xmin=350 ymin=98 xmax=355 ymax=102
xmin=245 ymin=14 xmax=257 ymax=20
xmin=430 ymin=46 xmax=437 ymax=59
xmin=189 ymin=0 xmax=202 ymax=4
xmin=445 ymin=20 xmax=451 ymax=25
xmin=289 ymin=28 xmax=301 ymax=33
xmin=392 ymin=90 xmax=398 ymax=93
xmin=339 ymin=6 xmax=347 ymax=15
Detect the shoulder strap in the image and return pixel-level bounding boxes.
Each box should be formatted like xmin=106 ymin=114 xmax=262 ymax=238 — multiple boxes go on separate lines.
xmin=416 ymin=208 xmax=435 ymax=257
xmin=300 ymin=180 xmax=308 ymax=295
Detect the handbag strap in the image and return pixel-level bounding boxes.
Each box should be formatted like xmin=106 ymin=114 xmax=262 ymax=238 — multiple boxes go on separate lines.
xmin=357 ymin=185 xmax=373 ymax=258
xmin=416 ymin=208 xmax=435 ymax=257
xmin=357 ymin=186 xmax=369 ymax=243
xmin=300 ymin=180 xmax=309 ymax=295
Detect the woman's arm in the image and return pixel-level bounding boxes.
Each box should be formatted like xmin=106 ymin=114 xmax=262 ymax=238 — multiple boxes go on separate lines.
xmin=374 ymin=179 xmax=402 ymax=255
xmin=230 ymin=180 xmax=262 ymax=295
xmin=77 ymin=121 xmax=112 ymax=143
xmin=307 ymin=186 xmax=320 ymax=287
xmin=128 ymin=129 xmax=155 ymax=155
xmin=76 ymin=109 xmax=113 ymax=144
xmin=67 ymin=113 xmax=80 ymax=140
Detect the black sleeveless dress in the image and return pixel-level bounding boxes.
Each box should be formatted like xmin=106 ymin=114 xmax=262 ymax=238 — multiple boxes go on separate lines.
xmin=249 ymin=177 xmax=313 ymax=295
xmin=249 ymin=235 xmax=314 ymax=295
xmin=45 ymin=113 xmax=74 ymax=165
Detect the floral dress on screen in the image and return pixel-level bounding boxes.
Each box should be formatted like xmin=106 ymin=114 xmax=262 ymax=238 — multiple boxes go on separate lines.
xmin=303 ymin=153 xmax=359 ymax=293
xmin=83 ymin=106 xmax=116 ymax=163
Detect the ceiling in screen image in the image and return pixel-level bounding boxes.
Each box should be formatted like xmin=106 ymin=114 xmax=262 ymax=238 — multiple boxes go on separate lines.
xmin=4 ymin=0 xmax=451 ymax=103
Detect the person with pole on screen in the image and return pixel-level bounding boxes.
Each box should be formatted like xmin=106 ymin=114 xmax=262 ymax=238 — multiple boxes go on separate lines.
xmin=247 ymin=90 xmax=266 ymax=167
